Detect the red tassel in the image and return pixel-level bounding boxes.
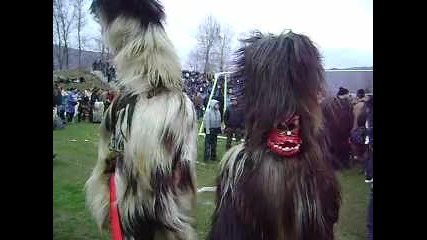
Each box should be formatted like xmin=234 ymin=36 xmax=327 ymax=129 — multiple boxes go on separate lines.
xmin=110 ymin=174 xmax=124 ymax=240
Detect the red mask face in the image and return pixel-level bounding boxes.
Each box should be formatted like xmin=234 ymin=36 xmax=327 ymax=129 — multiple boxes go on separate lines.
xmin=267 ymin=114 xmax=302 ymax=157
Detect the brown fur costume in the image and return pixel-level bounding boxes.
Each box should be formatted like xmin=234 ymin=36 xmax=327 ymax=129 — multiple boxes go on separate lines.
xmin=209 ymin=31 xmax=341 ymax=240
xmin=321 ymin=96 xmax=354 ymax=169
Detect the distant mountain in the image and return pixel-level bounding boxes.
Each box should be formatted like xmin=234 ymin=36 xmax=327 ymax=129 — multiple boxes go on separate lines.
xmin=328 ymin=66 xmax=373 ymax=70
xmin=53 ymin=45 xmax=112 ymax=71
xmin=320 ymin=48 xmax=373 ymax=70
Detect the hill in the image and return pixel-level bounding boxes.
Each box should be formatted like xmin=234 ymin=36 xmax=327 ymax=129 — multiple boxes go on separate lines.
xmin=53 ymin=69 xmax=112 ymax=91
xmin=328 ymin=66 xmax=373 ymax=70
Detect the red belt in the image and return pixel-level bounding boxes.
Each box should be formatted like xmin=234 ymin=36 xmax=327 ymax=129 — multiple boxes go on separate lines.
xmin=110 ymin=174 xmax=124 ymax=240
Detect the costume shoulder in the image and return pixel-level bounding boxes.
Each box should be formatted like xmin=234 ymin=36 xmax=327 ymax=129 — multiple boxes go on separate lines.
xmin=104 ymin=92 xmax=138 ymax=134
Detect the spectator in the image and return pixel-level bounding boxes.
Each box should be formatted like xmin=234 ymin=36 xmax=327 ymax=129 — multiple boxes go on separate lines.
xmin=358 ymin=96 xmax=373 ymax=240
xmin=104 ymin=90 xmax=115 ymax=111
xmin=321 ymin=87 xmax=354 ymax=169
xmin=92 ymin=61 xmax=97 ymax=71
xmin=53 ymin=84 xmax=62 ymax=109
xmin=224 ymin=98 xmax=244 ymax=150
xmin=60 ymin=87 xmax=68 ymax=124
xmin=203 ymin=99 xmax=222 ymax=161
xmin=66 ymin=89 xmax=78 ymax=123
xmin=89 ymin=88 xmax=100 ymax=123
xmin=109 ymin=66 xmax=116 ymax=81
xmin=77 ymin=95 xmax=90 ymax=122
xmin=194 ymin=90 xmax=204 ymax=120
xmin=55 ymin=81 xmax=66 ymax=123
xmin=358 ymin=96 xmax=373 ymax=182
xmin=352 ymin=89 xmax=369 ymax=130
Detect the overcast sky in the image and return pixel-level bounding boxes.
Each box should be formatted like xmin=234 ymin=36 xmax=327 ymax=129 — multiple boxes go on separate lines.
xmin=84 ymin=0 xmax=373 ymax=69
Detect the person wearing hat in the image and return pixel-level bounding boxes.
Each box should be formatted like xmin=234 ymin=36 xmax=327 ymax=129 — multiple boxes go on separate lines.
xmin=352 ymin=89 xmax=369 ymax=130
xmin=337 ymin=87 xmax=350 ymax=99
xmin=321 ymin=86 xmax=354 ymax=169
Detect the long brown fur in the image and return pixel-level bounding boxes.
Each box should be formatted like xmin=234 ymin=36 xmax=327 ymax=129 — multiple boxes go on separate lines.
xmin=321 ymin=96 xmax=354 ymax=169
xmin=209 ymin=31 xmax=341 ymax=240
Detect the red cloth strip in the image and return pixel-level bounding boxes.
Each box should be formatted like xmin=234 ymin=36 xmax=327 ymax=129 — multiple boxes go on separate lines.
xmin=110 ymin=174 xmax=124 ymax=240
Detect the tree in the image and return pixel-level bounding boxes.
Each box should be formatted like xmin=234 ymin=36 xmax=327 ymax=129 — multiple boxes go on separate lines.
xmin=53 ymin=0 xmax=76 ymax=69
xmin=185 ymin=48 xmax=203 ymax=72
xmin=188 ymin=16 xmax=235 ymax=73
xmin=94 ymin=31 xmax=106 ymax=61
xmin=89 ymin=7 xmax=106 ymax=62
xmin=217 ymin=26 xmax=234 ymax=72
xmin=73 ymin=0 xmax=86 ymax=68
xmin=53 ymin=0 xmax=63 ymax=69
xmin=195 ymin=15 xmax=221 ymax=73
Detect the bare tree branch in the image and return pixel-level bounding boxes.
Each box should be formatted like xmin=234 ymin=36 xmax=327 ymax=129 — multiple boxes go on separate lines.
xmin=53 ymin=0 xmax=63 ymax=69
xmin=91 ymin=27 xmax=106 ymax=61
xmin=195 ymin=15 xmax=221 ymax=73
xmin=53 ymin=0 xmax=76 ymax=69
xmin=187 ymin=15 xmax=234 ymax=73
xmin=217 ymin=25 xmax=234 ymax=72
xmin=185 ymin=48 xmax=204 ymax=72
xmin=73 ymin=0 xmax=86 ymax=68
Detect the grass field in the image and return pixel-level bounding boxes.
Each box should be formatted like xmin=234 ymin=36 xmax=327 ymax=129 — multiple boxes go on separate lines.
xmin=53 ymin=122 xmax=369 ymax=240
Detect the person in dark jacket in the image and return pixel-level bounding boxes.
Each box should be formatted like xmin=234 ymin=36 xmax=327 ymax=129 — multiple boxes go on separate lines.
xmin=53 ymin=84 xmax=62 ymax=108
xmin=224 ymin=98 xmax=244 ymax=149
xmin=358 ymin=96 xmax=373 ymax=240
xmin=321 ymin=87 xmax=354 ymax=169
xmin=77 ymin=96 xmax=90 ymax=122
xmin=194 ymin=90 xmax=204 ymax=120
xmin=55 ymin=81 xmax=66 ymax=122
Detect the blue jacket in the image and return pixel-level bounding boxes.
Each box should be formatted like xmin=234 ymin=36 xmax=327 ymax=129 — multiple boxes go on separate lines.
xmin=67 ymin=93 xmax=78 ymax=113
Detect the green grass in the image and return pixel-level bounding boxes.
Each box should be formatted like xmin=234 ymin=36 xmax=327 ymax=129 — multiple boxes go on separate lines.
xmin=53 ymin=123 xmax=369 ymax=240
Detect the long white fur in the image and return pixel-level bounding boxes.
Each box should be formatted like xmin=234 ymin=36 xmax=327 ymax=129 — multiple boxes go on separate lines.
xmin=85 ymin=15 xmax=197 ymax=240
xmin=106 ymin=17 xmax=183 ymax=95
xmin=218 ymin=143 xmax=247 ymax=208
xmin=85 ymin=119 xmax=113 ymax=230
xmin=116 ymin=92 xmax=197 ymax=236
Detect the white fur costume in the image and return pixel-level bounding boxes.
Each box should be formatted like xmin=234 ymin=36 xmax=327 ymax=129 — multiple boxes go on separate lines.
xmin=85 ymin=1 xmax=198 ymax=239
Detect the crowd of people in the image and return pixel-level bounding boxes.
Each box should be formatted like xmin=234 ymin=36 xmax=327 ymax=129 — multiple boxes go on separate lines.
xmin=92 ymin=59 xmax=116 ymax=82
xmin=182 ymin=71 xmax=216 ymax=120
xmin=320 ymin=87 xmax=373 ymax=173
xmin=182 ymin=71 xmax=243 ymax=121
xmin=317 ymin=86 xmax=373 ymax=240
xmin=53 ymin=80 xmax=116 ymax=129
